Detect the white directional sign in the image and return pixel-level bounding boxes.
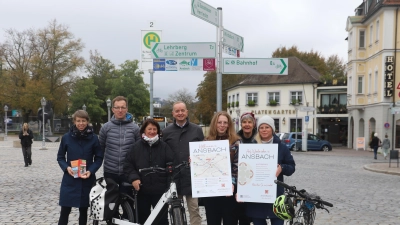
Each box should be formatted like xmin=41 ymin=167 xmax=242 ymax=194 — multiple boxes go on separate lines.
xmin=223 ymin=29 xmax=244 ymax=52
xmin=191 ymin=0 xmax=219 ymax=27
xmin=299 ymin=106 xmax=315 ymax=112
xmin=223 ymin=46 xmax=238 ymax=57
xmin=151 ymin=42 xmax=216 ymax=59
xmin=222 ymin=58 xmax=288 ymax=75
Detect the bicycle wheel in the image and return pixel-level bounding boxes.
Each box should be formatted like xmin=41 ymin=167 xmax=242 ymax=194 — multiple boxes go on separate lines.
xmin=92 ymin=200 xmax=134 ymax=225
xmin=171 ymin=206 xmax=185 ymax=225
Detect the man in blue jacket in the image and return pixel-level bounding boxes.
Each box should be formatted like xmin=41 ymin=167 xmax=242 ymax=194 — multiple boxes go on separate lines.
xmin=99 ymin=96 xmax=141 ymax=196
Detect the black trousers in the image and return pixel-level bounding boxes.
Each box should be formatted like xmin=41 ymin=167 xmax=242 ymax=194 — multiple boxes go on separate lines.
xmin=21 ymin=145 xmax=32 ymax=165
xmin=58 ymin=206 xmax=88 ymax=225
xmin=137 ymin=193 xmax=168 ymax=225
xmin=203 ymin=196 xmax=237 ymax=225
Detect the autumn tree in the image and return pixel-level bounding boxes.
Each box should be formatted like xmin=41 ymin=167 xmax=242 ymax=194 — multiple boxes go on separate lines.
xmin=107 ymin=60 xmax=149 ymax=121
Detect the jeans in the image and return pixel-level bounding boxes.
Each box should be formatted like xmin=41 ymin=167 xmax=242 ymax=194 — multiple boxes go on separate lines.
xmin=22 ymin=145 xmax=32 ymax=165
xmin=137 ymin=193 xmax=168 ymax=225
xmin=373 ymin=146 xmax=378 ymax=159
xmin=58 ymin=206 xmax=88 ymax=225
xmin=179 ymin=195 xmax=202 ymax=225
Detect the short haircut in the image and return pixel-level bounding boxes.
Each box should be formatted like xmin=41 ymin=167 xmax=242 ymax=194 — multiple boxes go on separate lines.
xmin=172 ymin=101 xmax=187 ymax=109
xmin=140 ymin=119 xmax=161 ymax=136
xmin=72 ymin=110 xmax=90 ymax=122
xmin=113 ymin=96 xmax=128 ymax=107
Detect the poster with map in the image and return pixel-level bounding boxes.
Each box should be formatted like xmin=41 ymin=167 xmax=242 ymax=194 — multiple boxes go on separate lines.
xmin=189 ymin=140 xmax=232 ymax=198
xmin=237 ymin=144 xmax=278 ymax=203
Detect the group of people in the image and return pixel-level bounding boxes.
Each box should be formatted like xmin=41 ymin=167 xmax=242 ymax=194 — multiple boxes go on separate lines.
xmin=18 ymin=95 xmax=295 ymax=225
xmin=370 ymin=133 xmax=391 ymax=160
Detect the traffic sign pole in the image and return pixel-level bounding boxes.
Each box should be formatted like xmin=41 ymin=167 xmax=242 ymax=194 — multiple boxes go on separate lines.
xmin=217 ymin=7 xmax=222 ymax=112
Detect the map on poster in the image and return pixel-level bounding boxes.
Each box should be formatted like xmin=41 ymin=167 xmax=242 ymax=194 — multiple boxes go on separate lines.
xmin=237 ymin=144 xmax=278 ymax=203
xmin=153 ymin=58 xmax=215 ymax=71
xmin=189 ymin=140 xmax=232 ymax=198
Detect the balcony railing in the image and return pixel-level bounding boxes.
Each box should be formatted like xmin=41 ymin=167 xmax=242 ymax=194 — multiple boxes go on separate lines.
xmin=318 ymin=105 xmax=348 ymax=114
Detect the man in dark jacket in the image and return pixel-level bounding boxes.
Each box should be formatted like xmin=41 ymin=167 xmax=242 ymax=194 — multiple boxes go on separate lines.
xmin=162 ymin=101 xmax=204 ymax=225
xmin=99 ymin=96 xmax=141 ymax=196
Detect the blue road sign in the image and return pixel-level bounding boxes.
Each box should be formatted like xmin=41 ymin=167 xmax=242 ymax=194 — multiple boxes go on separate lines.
xmin=305 ymin=116 xmax=309 ymax=122
xmin=153 ymin=59 xmax=165 ymax=71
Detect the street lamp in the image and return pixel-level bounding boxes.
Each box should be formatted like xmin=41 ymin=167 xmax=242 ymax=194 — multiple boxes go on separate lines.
xmin=4 ymin=105 xmax=8 ymax=141
xmin=235 ymin=108 xmax=241 ymax=132
xmin=82 ymin=104 xmax=87 ymax=111
xmin=40 ymin=97 xmax=47 ymax=150
xmin=106 ymin=98 xmax=111 ymax=122
xmin=294 ymin=103 xmax=299 ymax=151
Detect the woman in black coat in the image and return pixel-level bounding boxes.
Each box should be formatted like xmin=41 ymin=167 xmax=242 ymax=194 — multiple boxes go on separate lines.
xmin=19 ymin=123 xmax=34 ymax=167
xmin=57 ymin=110 xmax=104 ymax=225
xmin=124 ymin=119 xmax=174 ymax=225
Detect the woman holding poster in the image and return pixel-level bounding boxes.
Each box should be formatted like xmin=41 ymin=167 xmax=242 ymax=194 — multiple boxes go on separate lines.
xmin=203 ymin=111 xmax=241 ymax=225
xmin=245 ymin=115 xmax=295 ymax=225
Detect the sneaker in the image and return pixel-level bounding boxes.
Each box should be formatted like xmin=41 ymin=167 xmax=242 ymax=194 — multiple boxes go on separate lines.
xmin=24 ymin=164 xmax=28 ymax=167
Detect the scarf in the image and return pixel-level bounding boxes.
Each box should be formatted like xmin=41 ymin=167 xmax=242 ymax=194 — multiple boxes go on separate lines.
xmin=70 ymin=125 xmax=93 ymax=138
xmin=261 ymin=136 xmax=274 ymax=144
xmin=142 ymin=133 xmax=159 ymax=146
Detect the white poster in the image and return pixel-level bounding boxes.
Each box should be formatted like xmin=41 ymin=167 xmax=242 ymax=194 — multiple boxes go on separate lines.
xmin=237 ymin=144 xmax=278 ymax=203
xmin=190 ymin=140 xmax=232 ymax=198
xmin=140 ymin=30 xmax=162 ymax=70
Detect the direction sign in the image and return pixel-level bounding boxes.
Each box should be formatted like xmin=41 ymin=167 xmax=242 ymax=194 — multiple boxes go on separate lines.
xmin=223 ymin=46 xmax=238 ymax=57
xmin=223 ymin=29 xmax=244 ymax=52
xmin=396 ymin=100 xmax=400 ymax=106
xmin=305 ymin=116 xmax=309 ymax=123
xmin=298 ymin=106 xmax=315 ymax=112
xmin=151 ymin=42 xmax=216 ymax=59
xmin=191 ymin=0 xmax=219 ymax=27
xmin=222 ymin=58 xmax=288 ymax=75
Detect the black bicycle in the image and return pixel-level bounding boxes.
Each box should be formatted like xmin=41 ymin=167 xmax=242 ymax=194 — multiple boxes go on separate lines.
xmin=274 ymin=180 xmax=333 ymax=225
xmin=93 ymin=162 xmax=189 ymax=225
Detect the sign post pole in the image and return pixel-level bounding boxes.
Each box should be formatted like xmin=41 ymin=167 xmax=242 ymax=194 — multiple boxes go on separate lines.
xmin=217 ymin=7 xmax=222 ymax=112
xmin=149 ymin=69 xmax=154 ymax=118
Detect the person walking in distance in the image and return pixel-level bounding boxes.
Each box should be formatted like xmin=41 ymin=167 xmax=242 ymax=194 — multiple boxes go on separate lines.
xmin=381 ymin=134 xmax=391 ymax=160
xmin=19 ymin=123 xmax=34 ymax=167
xmin=370 ymin=133 xmax=381 ymax=160
xmin=162 ymin=101 xmax=204 ymax=225
xmin=99 ymin=96 xmax=141 ymax=198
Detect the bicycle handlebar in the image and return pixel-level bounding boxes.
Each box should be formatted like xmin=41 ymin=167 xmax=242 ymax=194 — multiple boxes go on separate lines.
xmin=274 ymin=180 xmax=333 ymax=207
xmin=139 ymin=161 xmax=189 ymax=173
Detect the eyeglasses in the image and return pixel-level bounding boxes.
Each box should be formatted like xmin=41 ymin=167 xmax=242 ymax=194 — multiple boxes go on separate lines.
xmin=113 ymin=107 xmax=127 ymax=110
xmin=217 ymin=121 xmax=229 ymax=126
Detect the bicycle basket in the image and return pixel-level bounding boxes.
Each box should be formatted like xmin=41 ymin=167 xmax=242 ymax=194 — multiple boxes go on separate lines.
xmin=90 ymin=177 xmax=121 ymax=220
xmin=273 ymin=194 xmax=295 ymax=220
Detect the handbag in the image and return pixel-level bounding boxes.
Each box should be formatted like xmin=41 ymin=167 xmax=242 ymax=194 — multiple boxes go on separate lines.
xmin=378 ymin=139 xmax=382 ymax=147
xmin=90 ymin=177 xmax=120 ymax=221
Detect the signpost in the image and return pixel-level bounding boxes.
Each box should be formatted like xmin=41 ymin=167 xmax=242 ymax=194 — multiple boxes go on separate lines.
xmin=223 ymin=29 xmax=244 ymax=52
xmin=151 ymin=42 xmax=216 ymax=59
xmin=222 ymin=58 xmax=288 ymax=75
xmin=191 ymin=0 xmax=219 ymax=26
xmin=298 ymin=106 xmax=315 ymax=112
xmin=223 ymin=46 xmax=238 ymax=57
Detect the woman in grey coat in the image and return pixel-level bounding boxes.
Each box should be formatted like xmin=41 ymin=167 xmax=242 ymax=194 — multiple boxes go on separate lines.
xmin=381 ymin=134 xmax=390 ymax=159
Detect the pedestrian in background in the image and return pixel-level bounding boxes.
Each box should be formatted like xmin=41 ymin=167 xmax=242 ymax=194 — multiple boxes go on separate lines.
xmin=124 ymin=119 xmax=174 ymax=225
xmin=19 ymin=123 xmax=34 ymax=167
xmin=162 ymin=101 xmax=204 ymax=225
xmin=99 ymin=96 xmax=141 ymax=199
xmin=203 ymin=111 xmax=241 ymax=225
xmin=57 ymin=110 xmax=103 ymax=225
xmin=381 ymin=134 xmax=390 ymax=159
xmin=370 ymin=133 xmax=380 ymax=160
xmin=245 ymin=115 xmax=295 ymax=225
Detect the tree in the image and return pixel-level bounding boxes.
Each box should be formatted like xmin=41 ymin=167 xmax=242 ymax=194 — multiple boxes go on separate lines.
xmin=107 ymin=60 xmax=149 ymax=121
xmin=323 ymin=54 xmax=346 ymax=82
xmin=195 ymin=71 xmax=245 ymax=125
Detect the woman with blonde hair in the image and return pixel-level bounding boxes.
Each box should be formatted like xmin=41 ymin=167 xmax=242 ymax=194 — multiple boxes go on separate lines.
xmin=19 ymin=123 xmax=34 ymax=167
xmin=203 ymin=111 xmax=241 ymax=225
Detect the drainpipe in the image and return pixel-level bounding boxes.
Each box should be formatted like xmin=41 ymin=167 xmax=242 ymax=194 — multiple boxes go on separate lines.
xmin=391 ymin=7 xmax=398 ymax=151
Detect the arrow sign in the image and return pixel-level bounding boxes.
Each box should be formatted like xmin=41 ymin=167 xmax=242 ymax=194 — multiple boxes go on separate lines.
xmin=151 ymin=42 xmax=216 ymax=59
xmin=191 ymin=0 xmax=219 ymax=27
xmin=223 ymin=29 xmax=244 ymax=52
xmin=222 ymin=58 xmax=288 ymax=75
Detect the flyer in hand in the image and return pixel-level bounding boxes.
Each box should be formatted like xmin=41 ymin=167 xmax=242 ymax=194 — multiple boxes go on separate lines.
xmin=237 ymin=144 xmax=278 ymax=203
xmin=190 ymin=140 xmax=232 ymax=198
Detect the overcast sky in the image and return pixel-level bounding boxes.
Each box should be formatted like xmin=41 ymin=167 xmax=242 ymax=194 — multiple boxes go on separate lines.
xmin=0 ymin=0 xmax=361 ymax=100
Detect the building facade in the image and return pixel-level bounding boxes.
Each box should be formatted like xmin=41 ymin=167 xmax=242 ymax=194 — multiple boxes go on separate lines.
xmin=346 ymin=0 xmax=400 ymax=150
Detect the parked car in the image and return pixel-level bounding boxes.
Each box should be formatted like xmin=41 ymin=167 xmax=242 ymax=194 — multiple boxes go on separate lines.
xmin=282 ymin=132 xmax=332 ymax=151
xmin=275 ymin=132 xmax=285 ymax=140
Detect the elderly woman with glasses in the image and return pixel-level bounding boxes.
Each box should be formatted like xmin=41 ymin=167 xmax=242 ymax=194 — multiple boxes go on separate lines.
xmin=203 ymin=111 xmax=241 ymax=225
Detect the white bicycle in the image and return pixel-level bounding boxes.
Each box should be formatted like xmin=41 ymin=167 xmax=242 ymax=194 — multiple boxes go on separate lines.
xmin=92 ymin=162 xmax=188 ymax=225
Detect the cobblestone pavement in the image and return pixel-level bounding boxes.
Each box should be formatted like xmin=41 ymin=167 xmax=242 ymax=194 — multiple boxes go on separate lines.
xmin=1 ymin=135 xmax=399 ymax=224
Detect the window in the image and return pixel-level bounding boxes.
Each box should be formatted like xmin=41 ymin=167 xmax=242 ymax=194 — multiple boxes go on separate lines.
xmin=358 ymin=76 xmax=364 ymax=94
xmin=268 ymin=92 xmax=280 ymax=103
xmin=232 ymin=95 xmax=235 ymax=104
xmin=348 ymin=32 xmax=353 ymax=50
xmin=376 ymin=20 xmax=379 ymax=41
xmin=374 ymin=71 xmax=378 ymax=93
xmin=237 ymin=93 xmax=239 ymax=104
xmin=228 ymin=96 xmax=231 ymax=104
xmin=290 ymin=91 xmax=303 ymax=103
xmin=246 ymin=93 xmax=258 ymax=105
xmin=290 ymin=119 xmax=302 ymax=132
xmin=369 ymin=25 xmax=373 ymax=45
xmin=359 ymin=30 xmax=365 ymax=48
xmin=368 ymin=73 xmax=372 ymax=94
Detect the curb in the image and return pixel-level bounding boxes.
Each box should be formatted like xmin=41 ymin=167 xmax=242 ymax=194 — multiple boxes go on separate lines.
xmin=363 ymin=164 xmax=400 ymax=176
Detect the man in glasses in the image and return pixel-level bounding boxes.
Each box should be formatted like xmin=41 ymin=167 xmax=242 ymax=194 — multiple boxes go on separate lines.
xmin=99 ymin=96 xmax=140 ymax=198
xmin=162 ymin=101 xmax=204 ymax=225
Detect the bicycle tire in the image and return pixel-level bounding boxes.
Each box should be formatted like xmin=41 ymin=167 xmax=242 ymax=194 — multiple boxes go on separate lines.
xmin=171 ymin=206 xmax=185 ymax=225
xmin=92 ymin=200 xmax=134 ymax=225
